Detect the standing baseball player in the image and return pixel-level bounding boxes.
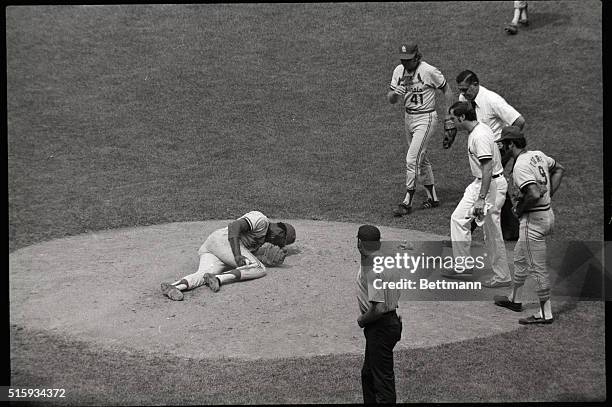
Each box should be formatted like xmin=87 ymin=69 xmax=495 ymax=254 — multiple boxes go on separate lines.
xmin=442 ymin=102 xmax=512 ymax=288
xmin=505 ymin=1 xmax=529 ymax=35
xmin=388 ymin=43 xmax=455 ymax=216
xmin=494 ymin=126 xmax=565 ymax=324
xmin=454 ymin=69 xmax=526 ymax=241
xmin=161 ymin=211 xmax=296 ymax=300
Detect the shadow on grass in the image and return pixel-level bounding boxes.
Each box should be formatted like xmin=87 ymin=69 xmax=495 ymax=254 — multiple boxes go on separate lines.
xmin=526 ymin=12 xmax=572 ymax=31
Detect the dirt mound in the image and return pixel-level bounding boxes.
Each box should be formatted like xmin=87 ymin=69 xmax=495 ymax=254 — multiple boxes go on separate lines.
xmin=10 ymin=220 xmax=553 ymax=360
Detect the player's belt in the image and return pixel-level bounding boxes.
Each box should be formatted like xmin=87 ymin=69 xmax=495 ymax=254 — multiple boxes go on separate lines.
xmin=477 ymin=172 xmax=503 ymax=180
xmin=524 ymin=206 xmax=551 ymax=213
xmin=405 ymin=108 xmax=435 ymax=114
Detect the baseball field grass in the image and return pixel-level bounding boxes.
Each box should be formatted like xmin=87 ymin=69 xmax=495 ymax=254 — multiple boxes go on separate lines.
xmin=7 ymin=2 xmax=605 ymax=404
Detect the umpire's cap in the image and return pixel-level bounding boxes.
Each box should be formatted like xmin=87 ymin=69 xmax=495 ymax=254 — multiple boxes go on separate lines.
xmin=499 ymin=125 xmax=525 ymax=141
xmin=279 ymin=222 xmax=296 ymax=245
xmin=357 ymin=225 xmax=381 ymax=241
xmin=398 ymin=43 xmax=419 ymax=59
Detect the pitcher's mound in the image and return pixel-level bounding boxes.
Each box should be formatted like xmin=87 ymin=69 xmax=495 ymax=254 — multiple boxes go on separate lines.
xmin=9 ymin=220 xmax=587 ymax=360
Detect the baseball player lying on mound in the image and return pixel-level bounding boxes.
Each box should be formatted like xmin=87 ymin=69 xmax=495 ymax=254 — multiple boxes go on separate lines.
xmin=161 ymin=211 xmax=296 ymax=301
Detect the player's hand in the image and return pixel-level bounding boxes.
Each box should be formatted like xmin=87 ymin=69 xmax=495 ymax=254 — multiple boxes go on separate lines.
xmin=390 ymin=84 xmax=407 ymax=95
xmin=473 ymin=198 xmax=485 ymax=217
xmin=443 ymin=117 xmax=457 ymax=149
xmin=234 ymin=255 xmax=249 ymax=267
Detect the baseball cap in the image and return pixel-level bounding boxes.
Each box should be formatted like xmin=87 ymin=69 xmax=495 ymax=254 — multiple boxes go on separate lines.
xmin=499 ymin=125 xmax=525 ymax=141
xmin=398 ymin=43 xmax=419 ymax=60
xmin=357 ymin=225 xmax=381 ymax=241
xmin=279 ymin=222 xmax=296 ymax=245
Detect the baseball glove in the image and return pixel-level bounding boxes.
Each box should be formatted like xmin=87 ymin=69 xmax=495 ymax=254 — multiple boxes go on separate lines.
xmin=443 ymin=118 xmax=457 ymax=149
xmin=255 ymin=243 xmax=288 ymax=267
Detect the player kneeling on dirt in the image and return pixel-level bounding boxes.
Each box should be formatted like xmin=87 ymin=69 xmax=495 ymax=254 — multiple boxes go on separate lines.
xmin=161 ymin=211 xmax=296 ymax=301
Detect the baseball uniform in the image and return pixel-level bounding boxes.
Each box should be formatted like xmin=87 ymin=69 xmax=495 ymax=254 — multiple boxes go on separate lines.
xmin=450 ymin=122 xmax=511 ymax=282
xmin=511 ymin=151 xmax=556 ymax=304
xmin=178 ymin=211 xmax=268 ymax=290
xmin=460 ymin=85 xmax=522 ymax=240
xmin=390 ymin=61 xmax=447 ymax=191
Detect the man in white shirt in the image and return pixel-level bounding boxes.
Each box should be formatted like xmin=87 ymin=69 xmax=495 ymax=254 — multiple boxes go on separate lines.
xmin=456 ymin=70 xmax=526 ymax=241
xmin=442 ymin=102 xmax=512 ymax=288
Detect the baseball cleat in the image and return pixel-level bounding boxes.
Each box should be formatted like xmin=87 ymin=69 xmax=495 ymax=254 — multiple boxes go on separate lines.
xmin=421 ymin=198 xmax=440 ymax=209
xmin=393 ymin=203 xmax=413 ymax=217
xmin=441 ymin=269 xmax=474 ymax=279
xmin=482 ymin=279 xmax=512 ymax=288
xmin=519 ymin=315 xmax=554 ymax=325
xmin=504 ymin=23 xmax=518 ymax=35
xmin=203 ymin=273 xmax=221 ymax=292
xmin=161 ymin=282 xmax=184 ymax=301
xmin=494 ymin=295 xmax=523 ymax=312
xmin=518 ymin=19 xmax=529 ymax=26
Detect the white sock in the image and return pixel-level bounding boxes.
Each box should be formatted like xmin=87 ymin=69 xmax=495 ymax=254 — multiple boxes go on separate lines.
xmin=217 ymin=273 xmax=236 ymax=284
xmin=510 ymin=285 xmax=522 ymax=302
xmin=541 ymin=299 xmax=553 ymax=319
xmin=424 ymin=185 xmax=438 ymax=201
xmin=403 ymin=190 xmax=414 ymax=206
xmin=512 ymin=8 xmax=521 ymax=25
xmin=172 ymin=279 xmax=188 ymax=291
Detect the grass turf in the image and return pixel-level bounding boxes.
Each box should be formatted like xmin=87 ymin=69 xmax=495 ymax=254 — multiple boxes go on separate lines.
xmin=10 ymin=301 xmax=605 ymax=404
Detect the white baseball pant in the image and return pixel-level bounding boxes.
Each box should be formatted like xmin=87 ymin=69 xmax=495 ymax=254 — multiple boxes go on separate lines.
xmin=404 ymin=111 xmax=438 ymax=190
xmin=512 ymin=209 xmax=554 ymax=300
xmin=450 ymin=176 xmax=512 ymax=282
xmin=179 ymin=228 xmax=266 ymax=289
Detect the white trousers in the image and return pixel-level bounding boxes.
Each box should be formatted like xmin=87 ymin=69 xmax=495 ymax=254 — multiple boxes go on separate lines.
xmin=513 ymin=209 xmax=554 ymax=300
xmin=450 ymin=176 xmax=511 ymax=282
xmin=178 ymin=228 xmax=266 ymax=289
xmin=404 ymin=111 xmax=438 ymax=190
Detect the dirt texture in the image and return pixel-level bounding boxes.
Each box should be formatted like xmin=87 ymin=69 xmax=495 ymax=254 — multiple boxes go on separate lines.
xmin=10 ymin=220 xmax=564 ymax=360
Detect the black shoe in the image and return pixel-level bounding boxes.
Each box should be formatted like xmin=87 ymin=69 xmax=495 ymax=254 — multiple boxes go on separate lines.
xmin=494 ymin=295 xmax=522 ymax=312
xmin=519 ymin=315 xmax=554 ymax=325
xmin=422 ymin=198 xmax=440 ymax=209
xmin=393 ymin=203 xmax=412 ymax=217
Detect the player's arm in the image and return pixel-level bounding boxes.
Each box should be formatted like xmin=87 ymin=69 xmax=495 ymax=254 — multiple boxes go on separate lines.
xmin=357 ymin=301 xmax=389 ymax=327
xmin=228 ymin=218 xmax=251 ymax=266
xmin=474 ymin=158 xmax=493 ymax=215
xmin=439 ymin=81 xmax=455 ymax=120
xmin=388 ymin=67 xmax=406 ymax=104
xmin=514 ymin=183 xmax=541 ymax=218
xmin=511 ymin=115 xmax=526 ymax=130
xmin=549 ymin=161 xmax=565 ymax=198
xmin=388 ymin=85 xmax=406 ymax=104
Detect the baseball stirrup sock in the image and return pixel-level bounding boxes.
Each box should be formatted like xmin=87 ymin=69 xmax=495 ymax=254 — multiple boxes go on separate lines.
xmin=218 ymin=271 xmax=240 ymax=284
xmin=424 ymin=184 xmax=438 ymax=201
xmin=403 ymin=190 xmax=415 ymax=206
xmin=510 ymin=284 xmax=523 ymax=303
xmin=173 ymin=279 xmax=189 ymax=291
xmin=540 ymin=299 xmax=553 ymax=320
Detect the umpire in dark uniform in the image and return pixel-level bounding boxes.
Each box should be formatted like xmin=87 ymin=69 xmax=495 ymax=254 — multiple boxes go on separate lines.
xmin=356 ymin=225 xmax=402 ymax=404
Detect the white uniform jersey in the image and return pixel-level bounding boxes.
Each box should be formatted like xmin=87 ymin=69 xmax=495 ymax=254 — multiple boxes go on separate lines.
xmin=235 ymin=211 xmax=270 ymax=252
xmin=512 ymin=150 xmax=556 ymax=212
xmin=467 ymin=122 xmax=504 ymax=178
xmin=459 ymin=85 xmax=521 ymax=141
xmin=390 ymin=61 xmax=447 ymax=113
